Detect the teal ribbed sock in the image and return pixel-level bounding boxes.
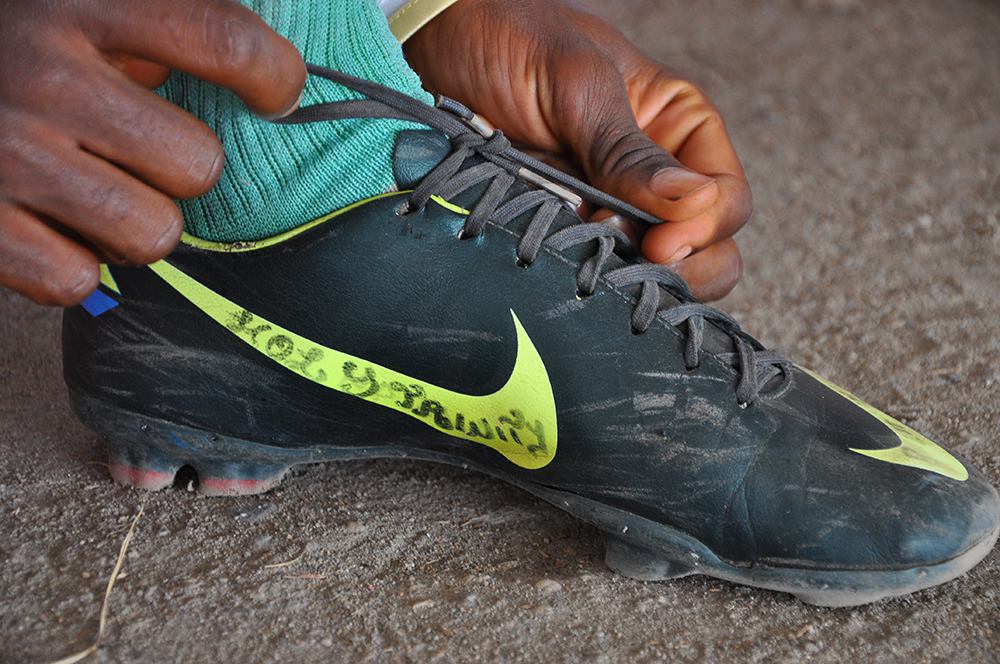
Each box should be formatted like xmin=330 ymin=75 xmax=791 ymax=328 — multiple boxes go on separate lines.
xmin=159 ymin=0 xmax=432 ymax=243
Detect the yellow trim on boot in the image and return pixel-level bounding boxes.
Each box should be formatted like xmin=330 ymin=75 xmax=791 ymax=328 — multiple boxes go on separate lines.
xmin=181 ymin=193 xmax=468 ymax=253
xmin=802 ymin=368 xmax=967 ymax=481
xmin=149 ymin=259 xmax=558 ymax=469
xmin=99 ymin=264 xmax=121 ymax=295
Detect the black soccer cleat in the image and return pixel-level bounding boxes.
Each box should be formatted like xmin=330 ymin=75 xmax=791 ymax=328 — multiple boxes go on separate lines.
xmin=63 ymin=67 xmax=1000 ymax=606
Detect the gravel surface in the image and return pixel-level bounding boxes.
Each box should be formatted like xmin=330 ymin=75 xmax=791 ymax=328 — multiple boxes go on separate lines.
xmin=2 ymin=0 xmax=998 ymax=661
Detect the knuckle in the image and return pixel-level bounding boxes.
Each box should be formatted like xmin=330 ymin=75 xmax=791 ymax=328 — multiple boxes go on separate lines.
xmin=0 ymin=28 xmax=53 ymax=101
xmin=202 ymin=1 xmax=262 ymax=74
xmin=19 ymin=49 xmax=89 ymax=109
xmin=590 ymin=121 xmax=668 ymax=182
xmin=551 ymin=51 xmax=673 ymax=182
xmin=79 ymin=185 xmax=176 ymax=264
xmin=689 ymin=240 xmax=743 ymax=303
xmin=32 ymin=61 xmax=74 ymax=104
xmin=692 ymin=104 xmax=723 ymax=130
xmin=177 ymin=131 xmax=225 ymax=198
xmin=672 ymin=79 xmax=710 ymax=106
xmin=125 ymin=200 xmax=182 ymax=264
xmin=0 ymin=119 xmax=71 ymax=200
xmin=45 ymin=256 xmax=98 ymax=307
xmin=150 ymin=203 xmax=184 ymax=258
xmin=669 ymin=79 xmax=724 ymax=125
xmin=713 ymin=243 xmax=744 ymax=299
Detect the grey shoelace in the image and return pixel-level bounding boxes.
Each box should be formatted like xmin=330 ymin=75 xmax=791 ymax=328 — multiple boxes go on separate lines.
xmin=280 ymin=65 xmax=792 ymax=405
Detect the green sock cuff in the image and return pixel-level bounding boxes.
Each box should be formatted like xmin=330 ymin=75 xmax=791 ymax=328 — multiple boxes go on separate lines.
xmin=160 ymin=0 xmax=432 ymax=243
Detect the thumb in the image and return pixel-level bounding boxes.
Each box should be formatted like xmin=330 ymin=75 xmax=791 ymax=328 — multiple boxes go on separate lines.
xmin=556 ymin=62 xmax=718 ymax=251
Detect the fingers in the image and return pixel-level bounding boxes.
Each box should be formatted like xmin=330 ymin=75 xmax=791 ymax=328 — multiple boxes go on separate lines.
xmin=590 ymin=209 xmax=643 ymax=247
xmin=556 ymin=67 xmax=719 ymax=223
xmin=671 ymin=238 xmax=744 ymax=302
xmin=642 ymin=173 xmax=750 ymax=264
xmin=578 ymin=59 xmax=751 ymax=291
xmin=546 ymin=30 xmax=752 ymax=266
xmin=4 ymin=123 xmax=184 ymax=266
xmin=56 ymin=66 xmax=225 ymax=199
xmin=0 ymin=0 xmax=304 ymax=306
xmin=638 ymin=77 xmax=753 ymax=263
xmin=0 ymin=204 xmax=99 ymax=306
xmin=76 ymin=0 xmax=306 ymax=119
xmin=589 ymin=120 xmax=722 ymax=224
xmin=537 ymin=46 xmax=751 ymax=294
xmin=638 ymin=78 xmax=744 ymax=175
xmin=548 ymin=49 xmax=717 ymax=218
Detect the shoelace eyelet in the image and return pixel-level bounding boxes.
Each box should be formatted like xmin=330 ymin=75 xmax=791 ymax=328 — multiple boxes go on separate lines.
xmin=395 ymin=201 xmax=421 ymax=217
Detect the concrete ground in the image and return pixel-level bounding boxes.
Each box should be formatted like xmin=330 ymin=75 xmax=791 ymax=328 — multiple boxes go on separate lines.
xmin=2 ymin=0 xmax=999 ymax=661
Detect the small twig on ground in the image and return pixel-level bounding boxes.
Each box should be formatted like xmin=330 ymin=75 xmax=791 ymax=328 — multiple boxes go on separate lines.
xmin=263 ymin=547 xmax=306 ymax=570
xmin=460 ymin=515 xmax=488 ymax=527
xmin=49 ymin=499 xmax=146 ymax=664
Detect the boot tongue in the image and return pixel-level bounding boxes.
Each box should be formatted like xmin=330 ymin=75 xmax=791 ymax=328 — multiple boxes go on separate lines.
xmin=392 ymin=129 xmax=736 ymax=357
xmin=393 ymin=129 xmax=452 ymax=188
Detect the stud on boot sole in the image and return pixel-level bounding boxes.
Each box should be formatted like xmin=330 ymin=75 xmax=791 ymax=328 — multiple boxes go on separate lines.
xmin=72 ymin=392 xmax=294 ymax=497
xmin=106 ymin=439 xmax=289 ymax=496
xmin=604 ymin=534 xmax=697 ymax=581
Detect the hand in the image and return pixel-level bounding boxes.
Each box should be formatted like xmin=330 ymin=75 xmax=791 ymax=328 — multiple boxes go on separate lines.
xmin=405 ymin=0 xmax=751 ymax=300
xmin=0 ymin=0 xmax=305 ymax=306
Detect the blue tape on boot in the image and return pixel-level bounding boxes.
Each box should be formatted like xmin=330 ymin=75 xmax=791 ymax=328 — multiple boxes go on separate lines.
xmin=80 ymin=289 xmax=119 ymax=317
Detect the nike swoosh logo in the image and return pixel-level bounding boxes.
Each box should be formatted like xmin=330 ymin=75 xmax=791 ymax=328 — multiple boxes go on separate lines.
xmin=802 ymin=368 xmax=967 ymax=481
xmin=149 ymin=261 xmax=558 ymax=470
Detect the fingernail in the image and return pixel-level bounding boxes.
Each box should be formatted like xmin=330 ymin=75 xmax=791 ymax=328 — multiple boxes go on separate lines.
xmin=665 ymin=245 xmax=692 ymax=265
xmin=274 ymin=89 xmax=305 ymax=120
xmin=652 ymin=168 xmax=715 ymax=202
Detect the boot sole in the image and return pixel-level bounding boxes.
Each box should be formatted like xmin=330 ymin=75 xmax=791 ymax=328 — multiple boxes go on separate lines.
xmin=70 ymin=391 xmax=1000 ymax=607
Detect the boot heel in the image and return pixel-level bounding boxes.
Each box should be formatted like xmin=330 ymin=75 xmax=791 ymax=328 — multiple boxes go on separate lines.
xmin=106 ymin=436 xmax=183 ymax=492
xmin=70 ymin=392 xmax=289 ymax=496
